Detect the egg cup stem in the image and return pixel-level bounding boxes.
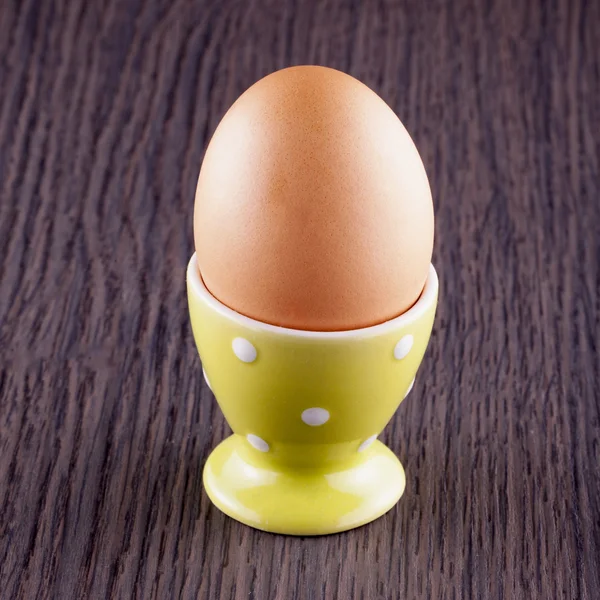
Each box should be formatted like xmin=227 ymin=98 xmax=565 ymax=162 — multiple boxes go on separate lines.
xmin=203 ymin=434 xmax=405 ymax=535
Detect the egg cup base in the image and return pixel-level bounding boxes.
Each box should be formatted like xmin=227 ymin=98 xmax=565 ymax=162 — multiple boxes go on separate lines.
xmin=203 ymin=434 xmax=406 ymax=536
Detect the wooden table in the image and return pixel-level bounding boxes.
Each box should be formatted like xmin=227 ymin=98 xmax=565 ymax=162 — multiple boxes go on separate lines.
xmin=1 ymin=0 xmax=598 ymax=598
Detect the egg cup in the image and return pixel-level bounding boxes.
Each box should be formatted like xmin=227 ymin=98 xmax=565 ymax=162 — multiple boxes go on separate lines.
xmin=187 ymin=254 xmax=438 ymax=535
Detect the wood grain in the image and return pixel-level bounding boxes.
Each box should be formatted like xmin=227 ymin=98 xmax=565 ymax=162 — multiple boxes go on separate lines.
xmin=1 ymin=0 xmax=599 ymax=598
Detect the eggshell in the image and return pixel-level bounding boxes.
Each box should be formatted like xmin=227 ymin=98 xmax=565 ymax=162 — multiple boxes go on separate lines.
xmin=194 ymin=65 xmax=433 ymax=331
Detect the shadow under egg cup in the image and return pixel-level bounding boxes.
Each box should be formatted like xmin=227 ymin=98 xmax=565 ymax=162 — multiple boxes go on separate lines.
xmin=187 ymin=254 xmax=438 ymax=535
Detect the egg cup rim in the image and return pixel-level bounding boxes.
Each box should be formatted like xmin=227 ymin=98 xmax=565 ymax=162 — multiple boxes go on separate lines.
xmin=187 ymin=253 xmax=438 ymax=339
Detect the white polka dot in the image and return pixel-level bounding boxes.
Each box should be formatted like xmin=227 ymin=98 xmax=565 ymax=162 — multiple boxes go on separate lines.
xmin=247 ymin=434 xmax=269 ymax=452
xmin=404 ymin=377 xmax=415 ymax=399
xmin=394 ymin=335 xmax=414 ymax=360
xmin=301 ymin=408 xmax=330 ymax=426
xmin=232 ymin=337 xmax=257 ymax=363
xmin=203 ymin=368 xmax=212 ymax=391
xmin=358 ymin=435 xmax=378 ymax=452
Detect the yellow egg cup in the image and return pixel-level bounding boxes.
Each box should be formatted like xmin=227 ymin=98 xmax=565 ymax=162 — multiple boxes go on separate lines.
xmin=187 ymin=255 xmax=438 ymax=535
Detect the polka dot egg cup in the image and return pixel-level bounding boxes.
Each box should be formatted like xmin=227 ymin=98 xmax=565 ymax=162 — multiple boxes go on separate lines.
xmin=187 ymin=254 xmax=438 ymax=535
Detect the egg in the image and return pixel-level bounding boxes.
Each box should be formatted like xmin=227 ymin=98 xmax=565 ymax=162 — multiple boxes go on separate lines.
xmin=194 ymin=65 xmax=433 ymax=332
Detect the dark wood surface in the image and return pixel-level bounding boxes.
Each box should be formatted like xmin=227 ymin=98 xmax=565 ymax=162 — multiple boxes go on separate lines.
xmin=1 ymin=0 xmax=599 ymax=598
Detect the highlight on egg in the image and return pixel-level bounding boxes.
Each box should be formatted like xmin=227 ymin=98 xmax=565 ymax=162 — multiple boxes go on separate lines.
xmin=193 ymin=65 xmax=434 ymax=332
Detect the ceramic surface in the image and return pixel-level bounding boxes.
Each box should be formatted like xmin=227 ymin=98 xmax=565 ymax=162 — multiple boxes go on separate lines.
xmin=187 ymin=254 xmax=438 ymax=535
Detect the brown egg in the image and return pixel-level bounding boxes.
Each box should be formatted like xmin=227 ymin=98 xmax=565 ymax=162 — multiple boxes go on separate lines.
xmin=194 ymin=66 xmax=434 ymax=332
